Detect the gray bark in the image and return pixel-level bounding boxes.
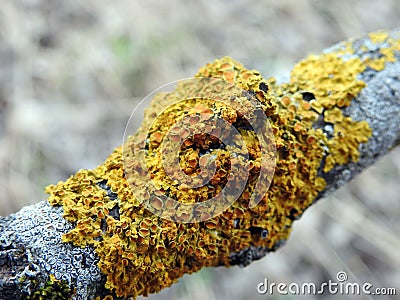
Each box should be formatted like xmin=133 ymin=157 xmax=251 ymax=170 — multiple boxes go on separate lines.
xmin=319 ymin=47 xmax=400 ymax=196
xmin=0 ymin=201 xmax=107 ymax=299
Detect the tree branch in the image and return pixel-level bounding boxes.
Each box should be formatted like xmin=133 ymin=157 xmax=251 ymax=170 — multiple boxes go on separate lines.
xmin=1 ymin=29 xmax=399 ymax=299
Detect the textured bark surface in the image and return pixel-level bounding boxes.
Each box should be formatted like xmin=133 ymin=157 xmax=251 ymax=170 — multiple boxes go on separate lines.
xmin=317 ymin=41 xmax=400 ymax=196
xmin=0 ymin=30 xmax=399 ymax=299
xmin=0 ymin=201 xmax=107 ymax=299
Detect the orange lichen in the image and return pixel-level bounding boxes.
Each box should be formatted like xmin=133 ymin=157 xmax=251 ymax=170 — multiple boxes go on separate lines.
xmin=45 ymin=30 xmax=400 ymax=299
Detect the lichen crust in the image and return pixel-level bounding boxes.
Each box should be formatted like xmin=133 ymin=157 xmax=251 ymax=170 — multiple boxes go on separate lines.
xmin=122 ymin=77 xmax=276 ymax=223
xmin=44 ymin=30 xmax=400 ymax=299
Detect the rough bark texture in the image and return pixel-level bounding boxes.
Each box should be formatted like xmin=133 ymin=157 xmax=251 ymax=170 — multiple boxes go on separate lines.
xmin=0 ymin=202 xmax=107 ymax=299
xmin=1 ymin=30 xmax=399 ymax=299
xmin=317 ymin=41 xmax=400 ymax=197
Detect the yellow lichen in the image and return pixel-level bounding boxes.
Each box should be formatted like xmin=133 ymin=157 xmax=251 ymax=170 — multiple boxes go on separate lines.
xmin=369 ymin=31 xmax=390 ymax=44
xmin=45 ymin=30 xmax=400 ymax=299
xmin=365 ymin=31 xmax=400 ymax=71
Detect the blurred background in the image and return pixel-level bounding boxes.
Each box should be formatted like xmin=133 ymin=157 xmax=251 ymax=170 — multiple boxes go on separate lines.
xmin=0 ymin=0 xmax=399 ymax=299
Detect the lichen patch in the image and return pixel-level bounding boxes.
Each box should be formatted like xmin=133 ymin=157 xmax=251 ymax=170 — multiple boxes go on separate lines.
xmin=44 ymin=29 xmax=400 ymax=299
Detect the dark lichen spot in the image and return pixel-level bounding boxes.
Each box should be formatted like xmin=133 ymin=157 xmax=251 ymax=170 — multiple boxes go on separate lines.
xmin=301 ymin=91 xmax=315 ymax=101
xmin=259 ymin=82 xmax=269 ymax=93
xmin=249 ymin=226 xmax=268 ymax=238
xmin=108 ymin=205 xmax=120 ymax=220
xmin=261 ymin=229 xmax=268 ymax=239
xmin=97 ymin=180 xmax=119 ymax=201
xmin=288 ymin=208 xmax=300 ymax=221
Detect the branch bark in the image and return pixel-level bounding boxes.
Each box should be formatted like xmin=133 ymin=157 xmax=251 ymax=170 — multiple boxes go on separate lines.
xmin=1 ymin=29 xmax=399 ymax=300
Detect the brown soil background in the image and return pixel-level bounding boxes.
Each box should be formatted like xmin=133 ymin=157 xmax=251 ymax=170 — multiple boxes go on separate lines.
xmin=0 ymin=1 xmax=399 ymax=299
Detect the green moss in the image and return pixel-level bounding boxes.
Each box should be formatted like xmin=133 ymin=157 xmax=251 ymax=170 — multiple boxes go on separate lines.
xmin=27 ymin=275 xmax=73 ymax=300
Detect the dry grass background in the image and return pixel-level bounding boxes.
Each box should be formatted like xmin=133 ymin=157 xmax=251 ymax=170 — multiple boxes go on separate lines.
xmin=0 ymin=0 xmax=399 ymax=299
